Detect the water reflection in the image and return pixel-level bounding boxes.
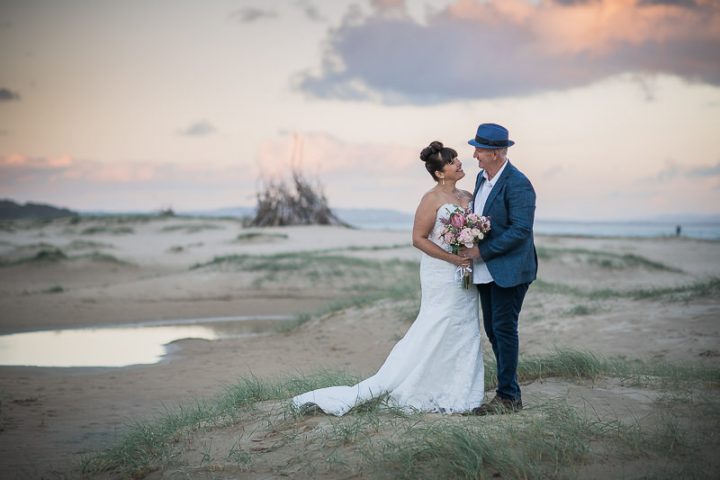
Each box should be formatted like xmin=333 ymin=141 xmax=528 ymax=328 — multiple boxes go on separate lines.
xmin=0 ymin=316 xmax=293 ymax=368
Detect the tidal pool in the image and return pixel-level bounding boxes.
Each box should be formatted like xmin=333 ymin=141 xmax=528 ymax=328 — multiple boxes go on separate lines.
xmin=0 ymin=315 xmax=293 ymax=368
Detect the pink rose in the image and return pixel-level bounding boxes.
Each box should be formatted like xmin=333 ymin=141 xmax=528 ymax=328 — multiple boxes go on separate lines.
xmin=458 ymin=228 xmax=474 ymax=247
xmin=443 ymin=232 xmax=456 ymax=244
xmin=450 ymin=213 xmax=465 ymax=229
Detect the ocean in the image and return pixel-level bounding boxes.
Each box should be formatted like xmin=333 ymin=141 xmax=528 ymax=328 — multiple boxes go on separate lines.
xmin=347 ymin=218 xmax=720 ymax=240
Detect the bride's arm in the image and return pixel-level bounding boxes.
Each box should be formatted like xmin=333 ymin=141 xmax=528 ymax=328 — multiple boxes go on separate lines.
xmin=412 ymin=194 xmax=471 ymax=268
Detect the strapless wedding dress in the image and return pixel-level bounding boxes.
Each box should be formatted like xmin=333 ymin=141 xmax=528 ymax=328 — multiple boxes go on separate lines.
xmin=292 ymin=204 xmax=485 ymax=415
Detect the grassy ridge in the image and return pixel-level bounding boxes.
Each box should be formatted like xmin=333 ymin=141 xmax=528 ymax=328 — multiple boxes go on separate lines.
xmin=536 ymin=246 xmax=683 ymax=273
xmin=191 ymin=251 xmax=421 ymax=293
xmin=0 ymin=247 xmax=129 ymax=267
xmin=81 ymin=351 xmax=720 ymax=478
xmin=534 ymin=277 xmax=720 ymax=301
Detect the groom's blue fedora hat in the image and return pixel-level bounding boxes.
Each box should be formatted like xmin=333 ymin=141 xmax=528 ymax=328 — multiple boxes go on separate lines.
xmin=468 ymin=123 xmax=515 ymax=149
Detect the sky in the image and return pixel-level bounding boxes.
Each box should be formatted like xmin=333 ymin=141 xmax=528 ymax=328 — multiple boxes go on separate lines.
xmin=1 ymin=0 xmax=719 ymax=220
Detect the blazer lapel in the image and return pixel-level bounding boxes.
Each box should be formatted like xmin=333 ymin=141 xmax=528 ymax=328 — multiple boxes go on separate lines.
xmin=482 ymin=162 xmax=512 ymax=215
xmin=471 ymin=171 xmax=485 ymax=212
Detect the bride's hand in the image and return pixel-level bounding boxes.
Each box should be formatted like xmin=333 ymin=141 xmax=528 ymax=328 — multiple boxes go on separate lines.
xmin=452 ymin=255 xmax=472 ymax=268
xmin=459 ymin=245 xmax=481 ymax=260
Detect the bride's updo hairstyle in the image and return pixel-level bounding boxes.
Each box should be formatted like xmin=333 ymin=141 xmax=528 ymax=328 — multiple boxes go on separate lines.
xmin=419 ymin=141 xmax=457 ymax=181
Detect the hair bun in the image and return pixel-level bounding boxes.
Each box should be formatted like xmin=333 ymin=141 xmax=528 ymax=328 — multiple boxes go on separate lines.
xmin=419 ymin=141 xmax=444 ymax=162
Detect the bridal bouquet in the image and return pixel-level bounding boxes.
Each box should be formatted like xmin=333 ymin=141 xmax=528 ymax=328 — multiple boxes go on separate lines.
xmin=439 ymin=207 xmax=491 ymax=289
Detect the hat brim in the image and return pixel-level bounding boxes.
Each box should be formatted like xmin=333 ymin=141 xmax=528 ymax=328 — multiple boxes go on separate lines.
xmin=468 ymin=139 xmax=515 ymax=148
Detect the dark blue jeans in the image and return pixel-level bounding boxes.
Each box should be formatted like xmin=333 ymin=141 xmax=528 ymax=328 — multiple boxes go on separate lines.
xmin=477 ymin=282 xmax=530 ymax=402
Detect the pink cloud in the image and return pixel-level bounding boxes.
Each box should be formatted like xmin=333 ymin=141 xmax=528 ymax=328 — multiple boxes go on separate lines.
xmin=300 ymin=0 xmax=720 ymax=103
xmin=255 ymin=132 xmax=418 ymax=178
xmin=446 ymin=0 xmax=720 ymax=55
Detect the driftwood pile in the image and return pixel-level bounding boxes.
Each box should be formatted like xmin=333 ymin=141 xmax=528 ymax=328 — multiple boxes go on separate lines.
xmin=250 ymin=169 xmax=348 ymax=227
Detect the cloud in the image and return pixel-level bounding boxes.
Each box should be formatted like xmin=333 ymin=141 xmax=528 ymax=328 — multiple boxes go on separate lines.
xmin=1 ymin=154 xmax=156 ymax=184
xmin=229 ymin=7 xmax=277 ymax=23
xmin=299 ymin=0 xmax=720 ymax=104
xmin=0 ymin=154 xmax=251 ymax=189
xmin=638 ymin=0 xmax=697 ymax=6
xmin=0 ymin=88 xmax=21 ymax=102
xmin=294 ymin=0 xmax=326 ymax=22
xmin=178 ymin=120 xmax=217 ymax=137
xmin=256 ymin=131 xmax=418 ymax=178
xmin=0 ymin=154 xmax=257 ymax=211
xmin=654 ymin=160 xmax=720 ymax=180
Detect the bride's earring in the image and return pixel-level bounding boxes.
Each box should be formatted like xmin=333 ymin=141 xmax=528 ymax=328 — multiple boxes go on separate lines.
xmin=441 ymin=178 xmax=445 ymax=186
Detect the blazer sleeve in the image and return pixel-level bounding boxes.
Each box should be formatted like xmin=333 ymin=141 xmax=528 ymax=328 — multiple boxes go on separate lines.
xmin=478 ymin=174 xmax=536 ymax=261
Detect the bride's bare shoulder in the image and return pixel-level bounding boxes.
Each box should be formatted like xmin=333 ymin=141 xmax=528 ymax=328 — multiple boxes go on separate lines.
xmin=415 ymin=189 xmax=441 ymax=213
xmin=418 ymin=189 xmax=441 ymax=205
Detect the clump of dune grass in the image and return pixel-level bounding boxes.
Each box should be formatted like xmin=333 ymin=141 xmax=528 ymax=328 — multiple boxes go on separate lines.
xmin=41 ymin=285 xmax=64 ymax=294
xmin=0 ymin=247 xmax=68 ymax=266
xmin=81 ymin=225 xmax=134 ymax=235
xmin=364 ymin=403 xmax=592 ymax=479
xmin=65 ymin=239 xmax=114 ymax=250
xmin=81 ymin=370 xmax=359 ymax=476
xmin=234 ymin=231 xmax=289 ymax=242
xmin=160 ymin=223 xmax=224 ymax=233
xmin=0 ymin=248 xmax=129 ymax=267
xmin=76 ymin=252 xmax=130 ymax=265
xmin=565 ymin=304 xmax=597 ymax=316
xmin=534 ymin=277 xmax=720 ymax=302
xmin=325 ymin=243 xmax=412 ymax=253
xmin=536 ymin=246 xmax=683 ymax=273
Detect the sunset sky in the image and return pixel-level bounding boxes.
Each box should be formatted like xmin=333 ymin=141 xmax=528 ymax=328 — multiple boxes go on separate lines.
xmin=1 ymin=0 xmax=719 ymax=220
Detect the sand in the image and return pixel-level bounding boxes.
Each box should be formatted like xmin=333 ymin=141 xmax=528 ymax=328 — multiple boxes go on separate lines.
xmin=0 ymin=217 xmax=718 ymax=478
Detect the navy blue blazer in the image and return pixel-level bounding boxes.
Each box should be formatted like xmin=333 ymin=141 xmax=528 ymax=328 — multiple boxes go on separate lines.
xmin=472 ymin=162 xmax=538 ymax=288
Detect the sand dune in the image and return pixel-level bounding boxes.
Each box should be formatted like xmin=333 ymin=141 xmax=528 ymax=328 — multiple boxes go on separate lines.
xmin=0 ymin=217 xmax=718 ymax=478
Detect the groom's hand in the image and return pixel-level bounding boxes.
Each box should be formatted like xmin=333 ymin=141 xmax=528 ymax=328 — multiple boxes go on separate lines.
xmin=459 ymin=245 xmax=481 ymax=260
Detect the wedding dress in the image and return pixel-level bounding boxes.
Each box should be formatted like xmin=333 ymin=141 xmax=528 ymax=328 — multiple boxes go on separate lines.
xmin=292 ymin=204 xmax=485 ymax=416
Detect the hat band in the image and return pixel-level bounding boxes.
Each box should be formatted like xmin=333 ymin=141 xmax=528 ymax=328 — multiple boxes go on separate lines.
xmin=475 ymin=135 xmax=509 ymax=147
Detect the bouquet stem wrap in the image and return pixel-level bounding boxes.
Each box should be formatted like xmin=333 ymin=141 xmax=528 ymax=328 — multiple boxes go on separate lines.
xmin=452 ymin=245 xmax=473 ymax=289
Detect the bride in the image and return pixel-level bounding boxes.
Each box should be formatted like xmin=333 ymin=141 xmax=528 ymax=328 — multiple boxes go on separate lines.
xmin=292 ymin=141 xmax=485 ymax=415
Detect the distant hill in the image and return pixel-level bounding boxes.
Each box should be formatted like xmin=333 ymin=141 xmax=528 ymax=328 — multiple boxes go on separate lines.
xmin=0 ymin=199 xmax=78 ymax=220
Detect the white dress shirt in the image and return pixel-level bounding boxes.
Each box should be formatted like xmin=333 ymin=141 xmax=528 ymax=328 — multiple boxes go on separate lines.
xmin=473 ymin=160 xmax=508 ymax=284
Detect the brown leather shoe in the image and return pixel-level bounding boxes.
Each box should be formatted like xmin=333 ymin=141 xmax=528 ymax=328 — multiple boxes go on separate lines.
xmin=470 ymin=396 xmax=523 ymax=416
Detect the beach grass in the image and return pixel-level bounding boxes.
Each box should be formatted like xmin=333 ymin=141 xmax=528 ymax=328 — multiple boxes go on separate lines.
xmin=40 ymin=285 xmax=64 ymax=294
xmin=191 ymin=252 xmax=421 ymax=295
xmin=81 ymin=350 xmax=720 ymax=478
xmin=81 ymin=370 xmax=360 ymax=475
xmin=65 ymin=239 xmax=115 ymax=250
xmin=80 ymin=225 xmax=135 ymax=235
xmin=234 ymin=231 xmax=289 ymax=241
xmin=0 ymin=246 xmax=130 ymax=267
xmin=534 ymin=276 xmax=720 ymax=301
xmin=536 ymin=246 xmax=683 ymax=273
xmin=160 ymin=223 xmax=224 ymax=233
xmin=0 ymin=247 xmax=68 ymax=266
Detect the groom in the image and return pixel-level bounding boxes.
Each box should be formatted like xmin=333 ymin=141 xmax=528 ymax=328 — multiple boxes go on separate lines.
xmin=461 ymin=123 xmax=537 ymax=415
